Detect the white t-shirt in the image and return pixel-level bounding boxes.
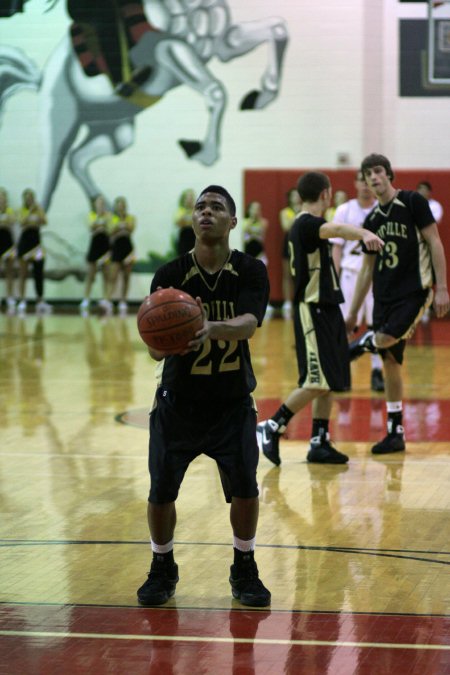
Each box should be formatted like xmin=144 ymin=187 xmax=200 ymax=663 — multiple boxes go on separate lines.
xmin=331 ymin=198 xmax=376 ymax=272
xmin=429 ymin=198 xmax=443 ymax=224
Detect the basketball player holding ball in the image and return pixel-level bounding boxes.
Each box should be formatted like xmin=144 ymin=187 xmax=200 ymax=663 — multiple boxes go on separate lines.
xmin=137 ymin=185 xmax=271 ymax=608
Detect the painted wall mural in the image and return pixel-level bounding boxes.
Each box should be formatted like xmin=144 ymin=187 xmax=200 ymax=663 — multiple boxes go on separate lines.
xmin=0 ymin=1 xmax=288 ymax=210
xmin=2 ymin=2 xmax=450 ymax=299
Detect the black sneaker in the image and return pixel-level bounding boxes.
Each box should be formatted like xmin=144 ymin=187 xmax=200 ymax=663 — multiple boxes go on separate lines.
xmin=229 ymin=559 xmax=271 ymax=607
xmin=137 ymin=558 xmax=179 ymax=606
xmin=256 ymin=419 xmax=281 ymax=466
xmin=370 ymin=368 xmax=385 ymax=392
xmin=372 ymin=427 xmax=406 ymax=454
xmin=307 ymin=436 xmax=349 ymax=464
xmin=349 ymin=330 xmax=377 ymax=361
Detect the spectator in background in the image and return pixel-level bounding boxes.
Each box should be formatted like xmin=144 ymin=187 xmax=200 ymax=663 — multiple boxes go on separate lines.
xmin=242 ymin=201 xmax=268 ymax=264
xmin=80 ymin=194 xmax=112 ymax=315
xmin=417 ymin=181 xmax=443 ymax=225
xmin=279 ymin=188 xmax=302 ymax=319
xmin=0 ymin=188 xmax=17 ymax=313
xmin=324 ymin=189 xmax=348 ymax=223
xmin=109 ymin=196 xmax=136 ymax=315
xmin=174 ymin=189 xmax=196 ymax=256
xmin=16 ymin=188 xmax=51 ymax=314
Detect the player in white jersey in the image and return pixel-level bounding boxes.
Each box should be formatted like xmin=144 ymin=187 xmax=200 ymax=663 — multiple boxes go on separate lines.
xmin=332 ymin=172 xmax=385 ymax=392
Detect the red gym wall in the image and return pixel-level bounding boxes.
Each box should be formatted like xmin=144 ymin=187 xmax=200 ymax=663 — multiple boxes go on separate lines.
xmin=243 ymin=169 xmax=450 ymax=305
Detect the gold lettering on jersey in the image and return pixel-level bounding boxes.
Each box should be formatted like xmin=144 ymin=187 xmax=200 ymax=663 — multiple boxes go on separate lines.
xmin=376 ymin=221 xmax=408 ymax=240
xmin=203 ymin=300 xmax=236 ymax=321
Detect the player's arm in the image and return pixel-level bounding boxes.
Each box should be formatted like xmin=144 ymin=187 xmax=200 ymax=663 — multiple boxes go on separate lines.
xmin=421 ymin=223 xmax=450 ymax=318
xmin=319 ymin=222 xmax=383 ymax=251
xmin=188 ymin=296 xmax=258 ymax=347
xmin=207 ymin=313 xmax=258 ymax=340
xmin=345 ymin=255 xmax=376 ymax=333
xmin=332 ymin=243 xmax=342 ymax=275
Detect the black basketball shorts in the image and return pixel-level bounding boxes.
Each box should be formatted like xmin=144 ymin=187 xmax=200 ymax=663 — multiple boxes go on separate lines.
xmin=148 ymin=387 xmax=259 ymax=504
xmin=373 ymin=288 xmax=433 ymax=364
xmin=293 ymin=302 xmax=351 ymax=392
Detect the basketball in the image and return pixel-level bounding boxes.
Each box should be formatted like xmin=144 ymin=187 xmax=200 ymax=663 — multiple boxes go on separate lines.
xmin=137 ymin=288 xmax=203 ymax=353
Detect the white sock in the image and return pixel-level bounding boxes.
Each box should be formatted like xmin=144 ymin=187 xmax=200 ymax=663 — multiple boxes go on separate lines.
xmin=371 ymin=353 xmax=383 ymax=370
xmin=151 ymin=538 xmax=174 ymax=554
xmin=233 ymin=536 xmax=256 ymax=552
xmin=387 ymin=401 xmax=402 ymax=413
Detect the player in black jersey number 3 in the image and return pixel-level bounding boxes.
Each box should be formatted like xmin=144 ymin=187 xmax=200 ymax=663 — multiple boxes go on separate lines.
xmin=137 ymin=185 xmax=271 ymax=608
xmin=347 ymin=154 xmax=450 ymax=454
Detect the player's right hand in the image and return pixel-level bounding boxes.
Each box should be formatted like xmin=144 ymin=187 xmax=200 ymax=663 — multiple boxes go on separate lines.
xmin=362 ymin=230 xmax=384 ymax=251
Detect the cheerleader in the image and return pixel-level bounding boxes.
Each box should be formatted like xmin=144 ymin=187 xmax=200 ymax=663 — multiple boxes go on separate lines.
xmin=109 ymin=196 xmax=136 ymax=314
xmin=0 ymin=188 xmax=17 ymax=313
xmin=80 ymin=195 xmax=112 ymax=314
xmin=17 ymin=189 xmax=51 ymax=314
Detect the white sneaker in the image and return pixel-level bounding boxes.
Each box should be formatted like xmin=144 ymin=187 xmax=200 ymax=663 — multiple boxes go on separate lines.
xmin=80 ymin=298 xmax=90 ymax=311
xmin=98 ymin=299 xmax=113 ymax=314
xmin=421 ymin=309 xmax=430 ymax=324
xmin=36 ymin=300 xmax=52 ymax=314
xmin=118 ymin=301 xmax=128 ymax=314
xmin=282 ymin=301 xmax=292 ymax=319
xmin=17 ymin=300 xmax=27 ymax=313
xmin=6 ymin=297 xmax=16 ymax=314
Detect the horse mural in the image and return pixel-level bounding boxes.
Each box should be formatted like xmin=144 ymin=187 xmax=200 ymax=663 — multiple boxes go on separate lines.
xmin=0 ymin=0 xmax=288 ymax=210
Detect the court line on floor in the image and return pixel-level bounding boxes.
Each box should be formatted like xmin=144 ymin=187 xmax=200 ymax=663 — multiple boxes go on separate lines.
xmin=1 ymin=538 xmax=448 ymax=562
xmin=0 ymin=629 xmax=448 ymax=651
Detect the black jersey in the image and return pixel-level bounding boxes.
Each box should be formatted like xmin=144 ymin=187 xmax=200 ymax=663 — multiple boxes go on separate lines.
xmin=150 ymin=249 xmax=269 ymax=401
xmin=289 ymin=213 xmax=343 ymax=305
xmin=362 ymin=190 xmax=435 ymax=302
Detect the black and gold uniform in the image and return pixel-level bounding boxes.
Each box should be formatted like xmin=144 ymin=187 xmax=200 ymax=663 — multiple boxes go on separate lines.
xmin=362 ymin=190 xmax=435 ymax=358
xmin=363 ymin=190 xmax=435 ymax=302
xmin=289 ymin=213 xmax=350 ymax=392
xmin=151 ymin=250 xmax=268 ymax=401
xmin=148 ymin=249 xmax=269 ymax=504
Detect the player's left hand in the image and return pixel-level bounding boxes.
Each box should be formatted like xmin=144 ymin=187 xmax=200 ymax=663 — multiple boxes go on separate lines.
xmin=433 ymin=287 xmax=450 ymax=318
xmin=182 ymin=296 xmax=209 ymax=353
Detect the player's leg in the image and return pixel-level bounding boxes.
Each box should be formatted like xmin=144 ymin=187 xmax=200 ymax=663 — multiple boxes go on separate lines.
xmin=363 ymin=291 xmax=385 ymax=392
xmin=371 ymin=349 xmax=405 ymax=454
xmin=229 ymin=496 xmax=270 ymax=607
xmin=257 ymin=386 xmax=319 ymax=466
xmin=137 ymin=389 xmax=191 ymax=606
xmin=307 ymin=392 xmax=348 ymax=463
xmin=258 ymin=303 xmax=350 ymax=464
xmin=137 ymin=506 xmax=180 ymax=607
xmin=217 ymin=398 xmax=270 ymax=607
xmin=368 ymin=291 xmax=431 ymax=454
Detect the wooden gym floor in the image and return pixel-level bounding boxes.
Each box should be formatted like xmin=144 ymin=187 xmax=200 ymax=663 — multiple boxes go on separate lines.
xmin=0 ymin=310 xmax=449 ymax=674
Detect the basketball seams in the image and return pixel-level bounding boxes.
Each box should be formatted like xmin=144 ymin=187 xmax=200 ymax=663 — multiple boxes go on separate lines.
xmin=139 ymin=312 xmax=202 ymax=336
xmin=137 ymin=289 xmax=203 ymax=351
